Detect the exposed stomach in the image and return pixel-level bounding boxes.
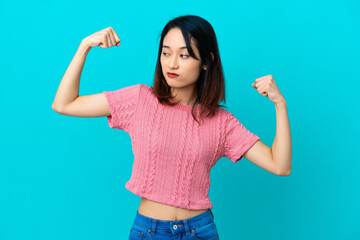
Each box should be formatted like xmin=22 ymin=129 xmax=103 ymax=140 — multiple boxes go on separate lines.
xmin=138 ymin=197 xmax=208 ymax=221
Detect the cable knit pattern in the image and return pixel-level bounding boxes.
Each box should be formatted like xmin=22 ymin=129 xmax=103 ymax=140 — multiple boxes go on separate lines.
xmin=103 ymin=84 xmax=141 ymax=134
xmin=103 ymin=83 xmax=260 ymax=210
xmin=180 ymin=115 xmax=193 ymax=206
xmin=172 ymin=113 xmax=188 ymax=205
xmin=147 ymin=106 xmax=164 ymax=195
xmin=202 ymin=110 xmax=222 ymax=199
xmin=184 ymin=116 xmax=199 ymax=207
xmin=141 ymin=100 xmax=158 ymax=195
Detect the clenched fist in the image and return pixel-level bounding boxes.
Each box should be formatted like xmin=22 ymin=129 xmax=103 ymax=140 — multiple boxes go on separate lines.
xmin=82 ymin=27 xmax=121 ymax=48
xmin=251 ymin=75 xmax=285 ymax=104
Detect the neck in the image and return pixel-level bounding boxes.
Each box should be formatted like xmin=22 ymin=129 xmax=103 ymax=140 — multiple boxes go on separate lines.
xmin=170 ymin=84 xmax=197 ymax=106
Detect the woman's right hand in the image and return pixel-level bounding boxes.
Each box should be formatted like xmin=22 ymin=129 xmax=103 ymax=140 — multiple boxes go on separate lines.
xmin=82 ymin=27 xmax=121 ymax=48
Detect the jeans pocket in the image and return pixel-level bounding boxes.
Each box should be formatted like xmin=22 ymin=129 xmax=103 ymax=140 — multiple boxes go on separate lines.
xmin=128 ymin=223 xmax=150 ymax=240
xmin=191 ymin=221 xmax=219 ymax=240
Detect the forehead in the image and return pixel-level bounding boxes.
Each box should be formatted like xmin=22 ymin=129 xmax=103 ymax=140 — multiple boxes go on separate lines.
xmin=163 ymin=28 xmax=195 ymax=49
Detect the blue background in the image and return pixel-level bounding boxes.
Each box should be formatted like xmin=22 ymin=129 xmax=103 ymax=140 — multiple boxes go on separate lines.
xmin=0 ymin=0 xmax=359 ymax=239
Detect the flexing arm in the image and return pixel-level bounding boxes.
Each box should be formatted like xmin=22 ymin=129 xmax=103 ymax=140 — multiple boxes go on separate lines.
xmin=51 ymin=27 xmax=121 ymax=117
xmin=52 ymin=40 xmax=91 ymax=113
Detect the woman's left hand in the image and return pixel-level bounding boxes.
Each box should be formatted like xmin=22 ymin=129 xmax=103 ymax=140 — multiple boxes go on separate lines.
xmin=251 ymin=75 xmax=285 ymax=104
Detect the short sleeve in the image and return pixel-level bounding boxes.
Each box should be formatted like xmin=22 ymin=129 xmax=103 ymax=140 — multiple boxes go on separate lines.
xmin=224 ymin=112 xmax=260 ymax=163
xmin=103 ymin=84 xmax=142 ymax=133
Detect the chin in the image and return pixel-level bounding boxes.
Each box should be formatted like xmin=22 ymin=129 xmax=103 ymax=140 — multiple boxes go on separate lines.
xmin=165 ymin=78 xmax=182 ymax=88
xmin=166 ymin=78 xmax=195 ymax=89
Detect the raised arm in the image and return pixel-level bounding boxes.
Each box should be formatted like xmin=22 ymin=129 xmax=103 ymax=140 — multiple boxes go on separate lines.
xmin=52 ymin=27 xmax=121 ymax=117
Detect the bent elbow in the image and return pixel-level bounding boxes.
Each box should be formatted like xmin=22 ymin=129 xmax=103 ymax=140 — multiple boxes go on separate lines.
xmin=52 ymin=103 xmax=63 ymax=114
xmin=278 ymin=169 xmax=291 ymax=176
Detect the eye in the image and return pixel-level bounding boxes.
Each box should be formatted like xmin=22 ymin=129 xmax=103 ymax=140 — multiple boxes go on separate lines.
xmin=162 ymin=52 xmax=189 ymax=58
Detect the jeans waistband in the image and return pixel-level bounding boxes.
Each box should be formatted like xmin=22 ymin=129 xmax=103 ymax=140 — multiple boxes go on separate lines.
xmin=133 ymin=209 xmax=214 ymax=234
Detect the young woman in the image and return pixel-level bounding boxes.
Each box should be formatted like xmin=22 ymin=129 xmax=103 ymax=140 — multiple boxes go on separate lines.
xmin=52 ymin=15 xmax=291 ymax=240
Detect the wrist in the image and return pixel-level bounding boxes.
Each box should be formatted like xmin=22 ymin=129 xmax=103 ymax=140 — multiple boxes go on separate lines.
xmin=78 ymin=40 xmax=92 ymax=55
xmin=274 ymin=97 xmax=286 ymax=106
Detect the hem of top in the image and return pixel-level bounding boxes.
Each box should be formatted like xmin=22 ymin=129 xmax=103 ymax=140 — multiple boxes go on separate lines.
xmin=233 ymin=136 xmax=261 ymax=163
xmin=102 ymin=91 xmax=117 ymax=129
xmin=125 ymin=183 xmax=213 ymax=211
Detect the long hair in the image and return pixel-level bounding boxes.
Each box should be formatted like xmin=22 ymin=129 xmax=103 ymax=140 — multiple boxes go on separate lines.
xmin=152 ymin=15 xmax=228 ymax=124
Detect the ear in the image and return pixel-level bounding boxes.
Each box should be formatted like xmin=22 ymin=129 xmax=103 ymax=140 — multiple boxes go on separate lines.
xmin=203 ymin=52 xmax=215 ymax=71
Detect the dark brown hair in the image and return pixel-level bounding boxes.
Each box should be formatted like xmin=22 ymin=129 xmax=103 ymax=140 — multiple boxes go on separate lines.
xmin=152 ymin=15 xmax=228 ymax=124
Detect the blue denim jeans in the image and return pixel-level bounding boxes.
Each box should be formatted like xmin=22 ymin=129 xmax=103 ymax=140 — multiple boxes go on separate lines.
xmin=128 ymin=209 xmax=220 ymax=240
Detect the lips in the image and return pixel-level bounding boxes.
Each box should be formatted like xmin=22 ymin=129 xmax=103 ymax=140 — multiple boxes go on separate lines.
xmin=167 ymin=72 xmax=179 ymax=78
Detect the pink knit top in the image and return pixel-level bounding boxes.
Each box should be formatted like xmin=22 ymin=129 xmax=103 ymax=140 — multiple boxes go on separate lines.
xmin=103 ymin=84 xmax=260 ymax=210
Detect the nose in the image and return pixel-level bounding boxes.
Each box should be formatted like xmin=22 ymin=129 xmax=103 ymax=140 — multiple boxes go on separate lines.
xmin=168 ymin=55 xmax=179 ymax=69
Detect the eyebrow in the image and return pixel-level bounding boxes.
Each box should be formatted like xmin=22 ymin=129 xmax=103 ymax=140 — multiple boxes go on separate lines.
xmin=162 ymin=45 xmax=187 ymax=49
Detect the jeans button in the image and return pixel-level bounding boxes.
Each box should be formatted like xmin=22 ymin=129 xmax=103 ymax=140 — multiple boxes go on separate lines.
xmin=173 ymin=225 xmax=178 ymax=230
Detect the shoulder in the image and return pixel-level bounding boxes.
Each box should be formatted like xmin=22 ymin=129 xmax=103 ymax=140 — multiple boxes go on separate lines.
xmin=139 ymin=83 xmax=152 ymax=90
xmin=215 ymin=107 xmax=233 ymax=121
xmin=215 ymin=107 xmax=248 ymax=128
xmin=138 ymin=83 xmax=154 ymax=95
xmin=136 ymin=84 xmax=158 ymax=105
xmin=119 ymin=83 xmax=149 ymax=92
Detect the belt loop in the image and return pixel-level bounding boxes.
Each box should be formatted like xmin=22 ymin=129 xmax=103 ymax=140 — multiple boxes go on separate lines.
xmin=183 ymin=219 xmax=191 ymax=235
xmin=151 ymin=219 xmax=157 ymax=235
xmin=210 ymin=209 xmax=214 ymax=219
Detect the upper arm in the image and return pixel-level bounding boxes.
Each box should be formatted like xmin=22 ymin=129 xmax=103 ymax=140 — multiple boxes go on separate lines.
xmin=243 ymin=140 xmax=284 ymax=176
xmin=52 ymin=93 xmax=110 ymax=118
xmin=222 ymin=112 xmax=286 ymax=176
xmin=53 ymin=84 xmax=142 ymax=133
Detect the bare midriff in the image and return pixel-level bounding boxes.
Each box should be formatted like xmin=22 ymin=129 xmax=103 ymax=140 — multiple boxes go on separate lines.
xmin=138 ymin=197 xmax=209 ymax=221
